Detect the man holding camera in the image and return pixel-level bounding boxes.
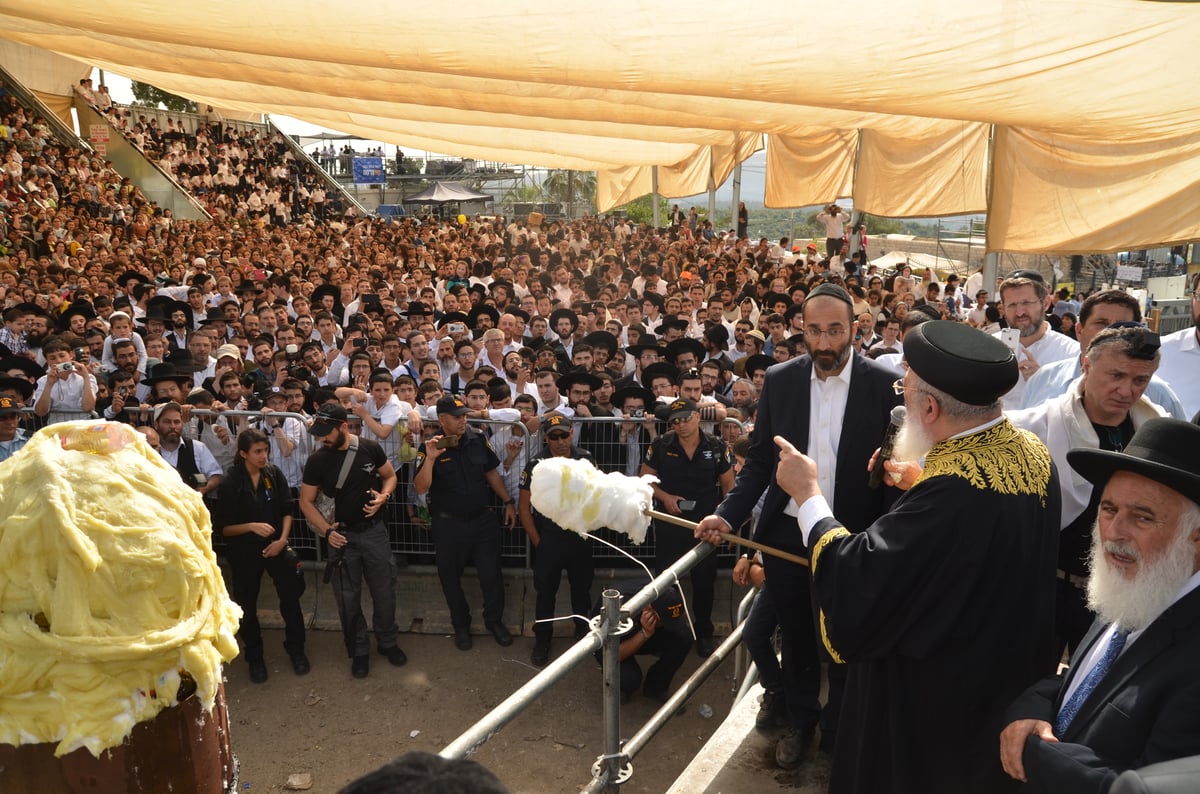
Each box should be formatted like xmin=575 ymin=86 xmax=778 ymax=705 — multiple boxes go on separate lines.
xmin=33 ymin=338 xmax=97 ymax=424
xmin=299 ymin=403 xmax=406 ymax=679
xmin=413 ymin=394 xmax=518 ymax=652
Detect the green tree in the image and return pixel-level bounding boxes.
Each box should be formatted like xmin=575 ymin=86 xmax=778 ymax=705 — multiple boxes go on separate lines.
xmin=130 ymin=81 xmax=196 ymax=113
xmin=542 ymin=170 xmax=596 ymax=216
xmin=620 ymin=194 xmax=670 ymax=226
xmin=502 ymin=182 xmax=545 ymax=205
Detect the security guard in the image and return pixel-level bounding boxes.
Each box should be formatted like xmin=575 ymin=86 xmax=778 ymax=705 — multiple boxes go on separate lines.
xmin=640 ymin=397 xmax=734 ymax=658
xmin=414 ymin=394 xmax=517 ymax=651
xmin=518 ymin=413 xmax=596 ymax=667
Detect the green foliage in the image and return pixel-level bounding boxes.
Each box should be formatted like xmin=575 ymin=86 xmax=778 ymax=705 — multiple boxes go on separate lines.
xmin=503 ymin=182 xmax=546 ymax=204
xmin=129 ymin=82 xmax=196 ymax=113
xmin=620 ymin=194 xmax=670 ymax=226
xmin=541 ymin=170 xmax=597 ymax=212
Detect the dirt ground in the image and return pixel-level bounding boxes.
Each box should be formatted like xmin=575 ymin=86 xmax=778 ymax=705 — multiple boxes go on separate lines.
xmin=224 ymin=627 xmax=743 ymax=793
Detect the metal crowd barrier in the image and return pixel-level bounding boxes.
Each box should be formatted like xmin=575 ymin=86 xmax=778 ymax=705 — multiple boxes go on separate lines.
xmin=440 ymin=544 xmax=759 ymax=792
xmin=10 ymin=410 xmax=739 ymax=569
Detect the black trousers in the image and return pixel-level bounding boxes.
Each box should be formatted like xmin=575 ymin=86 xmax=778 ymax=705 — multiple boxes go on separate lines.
xmin=653 ymin=521 xmax=716 ymax=639
xmin=329 ymin=520 xmax=399 ymax=657
xmin=620 ymin=630 xmax=692 ymax=698
xmin=532 ymin=526 xmax=594 ymax=641
xmin=227 ymin=541 xmax=306 ymax=663
xmin=432 ymin=511 xmax=504 ymax=630
xmin=761 ymin=516 xmax=821 ymax=733
xmin=744 ymin=586 xmax=783 ymax=695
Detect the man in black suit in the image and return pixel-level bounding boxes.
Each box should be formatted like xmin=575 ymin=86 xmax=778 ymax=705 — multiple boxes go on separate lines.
xmin=1002 ymin=417 xmax=1200 ymax=793
xmin=695 ymin=283 xmax=901 ymax=769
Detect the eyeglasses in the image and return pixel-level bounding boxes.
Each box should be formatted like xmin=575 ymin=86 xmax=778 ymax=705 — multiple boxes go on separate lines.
xmin=670 ymin=415 xmax=695 ymax=425
xmin=802 ymin=326 xmax=848 ymax=341
xmin=891 ymin=378 xmax=924 ymax=396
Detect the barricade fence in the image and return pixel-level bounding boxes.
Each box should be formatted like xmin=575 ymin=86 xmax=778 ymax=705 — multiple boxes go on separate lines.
xmin=11 ymin=409 xmax=741 ymax=569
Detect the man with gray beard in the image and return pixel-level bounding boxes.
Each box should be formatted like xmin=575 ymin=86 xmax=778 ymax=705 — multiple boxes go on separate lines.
xmin=1002 ymin=417 xmax=1200 ymax=792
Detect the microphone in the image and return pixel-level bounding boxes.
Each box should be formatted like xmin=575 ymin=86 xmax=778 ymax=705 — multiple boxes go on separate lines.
xmin=868 ymin=405 xmax=907 ymax=489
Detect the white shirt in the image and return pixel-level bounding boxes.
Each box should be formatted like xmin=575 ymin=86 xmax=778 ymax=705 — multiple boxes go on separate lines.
xmin=784 ymin=360 xmax=852 ymax=517
xmin=996 ymin=327 xmax=1080 ymax=409
xmin=1157 ymin=325 xmax=1200 ymax=419
xmin=1061 ymin=570 xmax=1200 ymax=706
xmin=33 ymin=370 xmax=98 ymax=425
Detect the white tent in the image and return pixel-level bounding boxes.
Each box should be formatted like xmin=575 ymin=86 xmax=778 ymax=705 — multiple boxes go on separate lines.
xmin=2 ymin=0 xmax=1199 ymax=253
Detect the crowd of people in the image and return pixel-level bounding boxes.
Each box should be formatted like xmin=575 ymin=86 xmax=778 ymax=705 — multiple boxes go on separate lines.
xmin=4 ymin=74 xmax=1200 ymax=792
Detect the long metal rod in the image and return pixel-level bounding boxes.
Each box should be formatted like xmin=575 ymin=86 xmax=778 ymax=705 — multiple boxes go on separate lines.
xmin=646 ymin=510 xmax=809 ymax=568
xmin=600 ymin=590 xmax=623 ymax=793
xmin=441 ymin=542 xmax=719 ymax=762
xmin=439 ymin=629 xmax=602 ymax=759
xmin=580 ymin=620 xmax=747 ymax=794
xmin=731 ymin=588 xmax=758 ymax=693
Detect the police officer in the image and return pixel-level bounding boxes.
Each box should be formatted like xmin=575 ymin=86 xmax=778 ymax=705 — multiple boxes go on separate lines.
xmin=518 ymin=413 xmax=596 ymax=667
xmin=299 ymin=404 xmax=406 ymax=679
xmin=413 ymin=394 xmax=517 ymax=651
xmin=640 ymin=397 xmax=734 ymax=658
xmin=593 ymin=583 xmax=692 ymax=704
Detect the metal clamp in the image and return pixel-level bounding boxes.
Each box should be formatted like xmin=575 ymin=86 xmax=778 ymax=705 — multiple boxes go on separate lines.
xmin=590 ymin=752 xmax=633 ymax=786
xmin=591 ymin=613 xmax=633 ymax=637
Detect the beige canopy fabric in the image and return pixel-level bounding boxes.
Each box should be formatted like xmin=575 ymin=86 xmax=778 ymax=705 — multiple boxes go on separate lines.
xmin=1 ymin=0 xmax=1198 ymax=252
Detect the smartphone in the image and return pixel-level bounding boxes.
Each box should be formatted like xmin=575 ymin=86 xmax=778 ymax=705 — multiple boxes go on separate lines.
xmin=677 ymin=500 xmax=697 ymax=512
xmin=352 ymin=338 xmax=367 ymax=349
xmin=999 ymin=328 xmax=1021 ymax=355
xmin=435 ymin=435 xmax=460 ymax=450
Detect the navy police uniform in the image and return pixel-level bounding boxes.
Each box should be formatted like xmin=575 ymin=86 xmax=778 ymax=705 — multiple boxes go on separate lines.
xmin=520 ymin=445 xmax=596 ymax=643
xmin=416 ymin=425 xmax=506 ymax=632
xmin=643 ymin=427 xmax=732 ymax=641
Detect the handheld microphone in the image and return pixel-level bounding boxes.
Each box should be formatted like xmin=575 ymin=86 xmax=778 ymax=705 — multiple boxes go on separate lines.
xmin=868 ymin=405 xmax=907 ymax=489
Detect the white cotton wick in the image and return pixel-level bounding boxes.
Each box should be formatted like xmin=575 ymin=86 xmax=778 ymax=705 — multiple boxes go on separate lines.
xmin=529 ymin=457 xmax=657 ymax=544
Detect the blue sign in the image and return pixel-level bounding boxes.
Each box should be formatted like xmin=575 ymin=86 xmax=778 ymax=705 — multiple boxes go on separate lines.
xmin=353 ymin=157 xmax=385 ymax=185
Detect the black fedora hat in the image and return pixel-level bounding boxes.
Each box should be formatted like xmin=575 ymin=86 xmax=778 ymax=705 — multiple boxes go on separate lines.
xmin=1067 ymin=418 xmax=1200 ymax=506
xmin=741 ymin=354 xmax=775 ymax=378
xmin=199 ymin=307 xmax=226 ymax=325
xmin=611 ymin=385 xmax=656 ymax=411
xmin=556 ymin=369 xmax=603 ymax=396
xmin=664 ymin=336 xmax=705 ymax=366
xmin=56 ymin=299 xmax=96 ymax=331
xmin=141 ymin=362 xmax=192 ymax=387
xmin=639 ymin=361 xmax=679 ymax=387
xmin=0 ymin=356 xmax=45 ymax=381
xmin=549 ymin=308 xmax=579 ymax=332
xmin=0 ymin=376 xmax=34 ymax=401
xmin=581 ymin=330 xmax=619 ymax=356
xmin=163 ymin=348 xmax=201 ymax=374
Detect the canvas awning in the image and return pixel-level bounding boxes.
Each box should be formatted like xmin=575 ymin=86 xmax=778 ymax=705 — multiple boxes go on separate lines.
xmin=2 ymin=0 xmax=1198 ymax=253
xmin=404 ymin=181 xmax=493 ymax=205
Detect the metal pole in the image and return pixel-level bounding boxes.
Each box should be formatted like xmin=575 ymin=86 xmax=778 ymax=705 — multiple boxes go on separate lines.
xmin=731 ymin=163 xmax=742 ymax=237
xmin=601 ymin=589 xmax=623 ymax=793
xmin=651 ymin=166 xmax=660 ymax=229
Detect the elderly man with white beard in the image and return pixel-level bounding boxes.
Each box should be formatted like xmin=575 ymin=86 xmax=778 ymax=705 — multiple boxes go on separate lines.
xmin=1001 ymin=417 xmax=1200 ymax=793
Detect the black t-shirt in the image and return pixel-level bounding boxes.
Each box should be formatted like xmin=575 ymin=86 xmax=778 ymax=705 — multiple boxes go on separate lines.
xmin=302 ymin=436 xmax=386 ymax=526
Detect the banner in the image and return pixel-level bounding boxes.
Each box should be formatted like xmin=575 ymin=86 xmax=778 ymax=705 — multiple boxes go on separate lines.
xmin=352 ymin=157 xmax=385 ymax=185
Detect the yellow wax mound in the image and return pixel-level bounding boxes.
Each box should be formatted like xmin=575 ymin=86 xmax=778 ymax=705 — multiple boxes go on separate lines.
xmin=528 ymin=457 xmax=657 ymax=544
xmin=0 ymin=421 xmax=242 ymax=758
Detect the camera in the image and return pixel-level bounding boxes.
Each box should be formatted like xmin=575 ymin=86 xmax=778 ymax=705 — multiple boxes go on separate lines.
xmin=57 ymin=362 xmax=75 ymax=373
xmin=287 ymin=365 xmax=311 ymax=380
xmin=118 ymin=387 xmax=130 ymax=398
xmin=448 ymin=323 xmax=465 ymax=334
xmin=285 ymin=343 xmax=300 ymax=360
xmin=630 ymin=408 xmax=644 ymax=418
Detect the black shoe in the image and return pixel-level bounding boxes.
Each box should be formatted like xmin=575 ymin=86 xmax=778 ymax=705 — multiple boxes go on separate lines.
xmin=289 ymin=651 xmax=311 ymax=676
xmin=486 ymin=622 xmax=513 ymax=647
xmin=530 ymin=640 xmax=551 ymax=667
xmin=454 ymin=627 xmax=473 ymax=651
xmin=351 ymin=655 xmax=369 ymax=679
xmin=755 ymin=690 xmax=788 ymax=731
xmin=248 ymin=659 xmax=268 ymax=684
xmin=775 ymin=725 xmax=815 ymax=770
xmin=696 ymin=636 xmax=716 ymax=658
xmin=380 ymin=646 xmax=407 ymax=667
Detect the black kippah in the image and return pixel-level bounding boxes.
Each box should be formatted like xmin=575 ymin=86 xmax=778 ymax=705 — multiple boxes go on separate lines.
xmin=904 ymin=321 xmax=1018 ymax=406
xmin=802 ymin=283 xmax=853 ymax=310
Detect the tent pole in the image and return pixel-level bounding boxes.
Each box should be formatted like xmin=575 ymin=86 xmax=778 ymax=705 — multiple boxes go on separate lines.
xmin=651 ymin=166 xmax=660 ymax=228
xmin=731 ymin=163 xmax=742 ymax=238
